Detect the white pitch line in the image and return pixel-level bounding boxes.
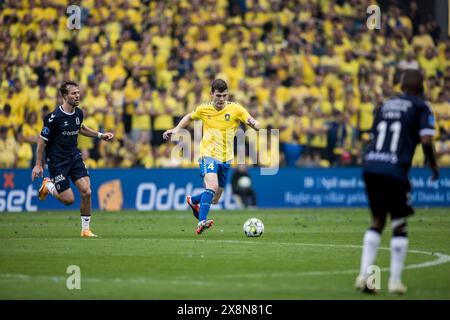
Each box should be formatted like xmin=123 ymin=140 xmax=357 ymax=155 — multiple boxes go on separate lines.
xmin=1 ymin=239 xmax=449 ymax=283
xmin=164 ymin=239 xmax=450 ymax=279
xmin=0 ymin=273 xmax=273 ymax=289
xmin=0 ymin=273 xmax=215 ymax=287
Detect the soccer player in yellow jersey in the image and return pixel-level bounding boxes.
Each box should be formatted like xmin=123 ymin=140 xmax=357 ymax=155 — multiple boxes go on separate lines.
xmin=163 ymin=79 xmax=260 ymax=234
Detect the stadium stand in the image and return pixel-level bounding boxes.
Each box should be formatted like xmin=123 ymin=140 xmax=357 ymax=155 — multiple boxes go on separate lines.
xmin=0 ymin=0 xmax=449 ymax=169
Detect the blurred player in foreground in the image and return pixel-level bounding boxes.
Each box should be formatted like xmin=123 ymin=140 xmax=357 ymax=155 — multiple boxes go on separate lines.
xmin=356 ymin=70 xmax=439 ymax=294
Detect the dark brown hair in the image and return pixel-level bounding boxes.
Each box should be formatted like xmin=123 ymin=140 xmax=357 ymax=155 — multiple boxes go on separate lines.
xmin=211 ymin=79 xmax=228 ymax=93
xmin=59 ymin=80 xmax=79 ymax=98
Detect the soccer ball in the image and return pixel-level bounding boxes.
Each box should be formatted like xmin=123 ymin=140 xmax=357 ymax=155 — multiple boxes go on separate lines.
xmin=237 ymin=176 xmax=252 ymax=189
xmin=243 ymin=218 xmax=264 ymax=237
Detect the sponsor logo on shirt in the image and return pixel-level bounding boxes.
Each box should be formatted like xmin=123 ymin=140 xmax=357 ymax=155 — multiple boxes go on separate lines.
xmin=62 ymin=130 xmax=80 ymax=136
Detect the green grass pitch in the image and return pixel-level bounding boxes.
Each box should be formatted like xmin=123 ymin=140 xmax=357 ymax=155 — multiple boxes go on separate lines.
xmin=0 ymin=208 xmax=449 ymax=299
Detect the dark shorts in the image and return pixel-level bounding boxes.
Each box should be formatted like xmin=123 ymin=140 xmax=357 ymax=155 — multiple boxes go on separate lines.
xmin=48 ymin=158 xmax=89 ymax=193
xmin=363 ymin=172 xmax=414 ymax=220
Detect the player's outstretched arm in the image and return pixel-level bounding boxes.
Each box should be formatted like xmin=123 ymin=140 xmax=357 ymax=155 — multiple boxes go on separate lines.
xmin=247 ymin=117 xmax=260 ymax=131
xmin=421 ymin=135 xmax=439 ymax=180
xmin=163 ymin=113 xmax=193 ymax=140
xmin=80 ymin=124 xmax=114 ymax=141
xmin=31 ymin=137 xmax=46 ymax=181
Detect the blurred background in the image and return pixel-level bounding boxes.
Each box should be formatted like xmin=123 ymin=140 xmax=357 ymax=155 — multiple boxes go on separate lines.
xmin=0 ymin=0 xmax=449 ymax=171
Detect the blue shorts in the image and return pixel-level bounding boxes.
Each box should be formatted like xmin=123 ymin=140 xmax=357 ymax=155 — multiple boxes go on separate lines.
xmin=199 ymin=157 xmax=231 ymax=188
xmin=48 ymin=157 xmax=89 ymax=193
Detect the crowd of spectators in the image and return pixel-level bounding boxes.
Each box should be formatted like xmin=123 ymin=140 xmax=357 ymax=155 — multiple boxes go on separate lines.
xmin=1 ymin=0 xmax=449 ymax=169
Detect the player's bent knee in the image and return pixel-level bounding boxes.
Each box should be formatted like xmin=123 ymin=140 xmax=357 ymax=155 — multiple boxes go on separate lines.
xmin=206 ymin=185 xmax=219 ymax=193
xmin=62 ymin=197 xmax=75 ymax=206
xmin=393 ymin=229 xmax=407 ymax=237
xmin=372 ymin=222 xmax=385 ymax=232
xmin=81 ymin=188 xmax=92 ymax=198
xmin=372 ymin=216 xmax=386 ymax=231
xmin=369 ymin=226 xmax=383 ymax=234
xmin=392 ymin=218 xmax=408 ymax=237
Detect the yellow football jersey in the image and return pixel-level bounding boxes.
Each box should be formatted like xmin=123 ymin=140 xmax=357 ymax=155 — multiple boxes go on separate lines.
xmin=191 ymin=101 xmax=251 ymax=162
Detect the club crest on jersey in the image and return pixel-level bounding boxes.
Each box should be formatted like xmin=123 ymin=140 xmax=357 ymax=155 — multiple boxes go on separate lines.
xmin=225 ymin=113 xmax=230 ymax=121
xmin=76 ymin=117 xmax=80 ymax=125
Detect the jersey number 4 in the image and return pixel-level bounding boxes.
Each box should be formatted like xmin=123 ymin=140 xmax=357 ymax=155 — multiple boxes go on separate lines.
xmin=375 ymin=121 xmax=401 ymax=153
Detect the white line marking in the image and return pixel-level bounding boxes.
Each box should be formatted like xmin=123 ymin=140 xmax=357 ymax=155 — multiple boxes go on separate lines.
xmin=1 ymin=239 xmax=449 ymax=283
xmin=0 ymin=273 xmax=215 ymax=287
xmin=165 ymin=239 xmax=450 ymax=279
